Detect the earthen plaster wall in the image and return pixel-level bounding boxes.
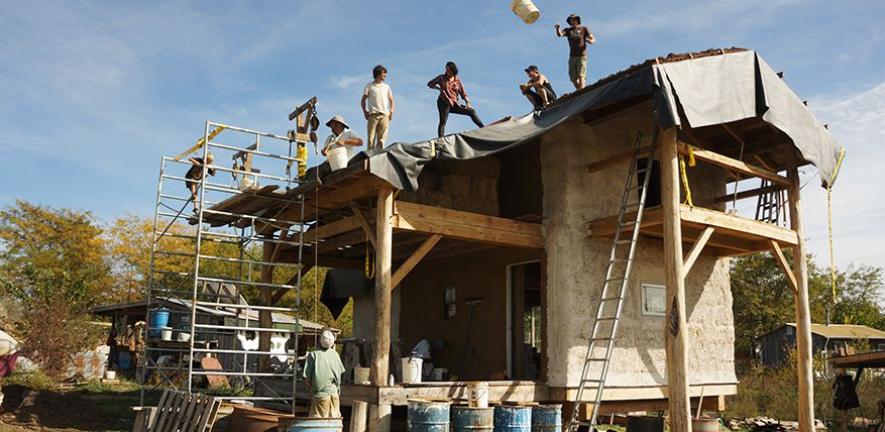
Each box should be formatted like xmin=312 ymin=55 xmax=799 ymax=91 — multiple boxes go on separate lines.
xmin=541 ymin=105 xmax=738 ymax=390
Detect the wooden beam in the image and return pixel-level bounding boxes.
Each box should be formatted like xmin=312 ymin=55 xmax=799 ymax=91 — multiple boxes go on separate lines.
xmin=271 ymin=264 xmax=315 ymax=304
xmin=677 ymin=141 xmax=791 ymax=187
xmin=769 ymin=240 xmax=798 ymax=294
xmin=701 ymin=183 xmax=782 ymax=205
xmin=660 ymin=127 xmax=692 ymax=432
xmin=350 ymin=205 xmax=377 ymax=249
xmin=682 ymin=227 xmax=714 ymax=278
xmin=393 ymin=201 xmax=543 ymax=249
xmin=391 ymin=235 xmax=442 ymax=290
xmin=787 ymin=153 xmax=815 ymax=432
xmin=371 ymin=188 xmax=394 ymax=431
xmin=586 ymin=145 xmax=656 ymax=174
xmin=302 ymin=215 xmax=362 ymax=244
xmin=589 ymin=208 xmax=664 ymax=237
xmin=678 ymin=205 xmax=798 ymax=246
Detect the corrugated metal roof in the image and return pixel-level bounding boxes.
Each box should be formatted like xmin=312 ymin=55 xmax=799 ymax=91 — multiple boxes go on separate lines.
xmin=785 ymin=323 xmax=885 ymax=339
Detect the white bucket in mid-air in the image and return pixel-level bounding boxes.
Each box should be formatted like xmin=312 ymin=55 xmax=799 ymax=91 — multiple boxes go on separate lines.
xmin=510 ymin=0 xmax=540 ymax=24
xmin=327 ymin=146 xmax=349 ymax=171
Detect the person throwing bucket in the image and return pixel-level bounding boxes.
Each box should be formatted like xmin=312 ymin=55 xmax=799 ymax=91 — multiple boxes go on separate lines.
xmin=555 ymin=13 xmax=596 ymax=90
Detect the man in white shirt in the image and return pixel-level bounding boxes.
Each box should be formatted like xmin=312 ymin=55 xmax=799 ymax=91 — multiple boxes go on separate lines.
xmin=360 ymin=65 xmax=395 ymax=150
xmin=322 ymin=115 xmax=363 ymax=162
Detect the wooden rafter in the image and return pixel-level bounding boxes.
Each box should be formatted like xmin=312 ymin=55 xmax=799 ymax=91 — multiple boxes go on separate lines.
xmin=391 ymin=234 xmax=442 ymax=290
xmin=682 ymin=227 xmax=714 ymax=278
xmin=676 ymin=141 xmax=790 ymax=187
xmin=769 ymin=240 xmax=798 ymax=294
xmin=392 ymin=201 xmax=543 ymax=249
xmin=586 ymin=145 xmax=656 ymax=174
xmin=350 ymin=205 xmax=377 ymax=248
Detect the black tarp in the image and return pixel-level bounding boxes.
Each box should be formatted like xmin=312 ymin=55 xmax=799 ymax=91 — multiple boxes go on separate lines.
xmin=355 ymin=50 xmax=843 ymax=192
xmin=320 ymin=269 xmax=372 ymax=319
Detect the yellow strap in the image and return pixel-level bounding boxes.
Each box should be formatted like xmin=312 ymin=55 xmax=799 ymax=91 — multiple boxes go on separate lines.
xmin=364 ymin=240 xmax=375 ymax=279
xmin=825 ymin=148 xmax=846 ymax=303
xmin=679 ymin=154 xmax=694 ymax=207
xmin=174 ymin=126 xmax=226 ymax=161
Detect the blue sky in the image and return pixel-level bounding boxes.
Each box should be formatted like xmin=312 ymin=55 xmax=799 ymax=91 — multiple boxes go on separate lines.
xmin=2 ymin=0 xmax=884 ymax=274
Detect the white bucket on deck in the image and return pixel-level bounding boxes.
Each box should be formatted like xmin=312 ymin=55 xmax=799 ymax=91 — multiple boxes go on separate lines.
xmin=353 ymin=367 xmax=371 ymax=384
xmin=468 ymin=381 xmax=489 ymax=408
xmin=160 ymin=327 xmax=173 ymax=341
xmin=510 ymin=0 xmax=540 ymax=24
xmin=401 ymin=357 xmax=423 ymax=384
xmin=177 ymin=332 xmax=191 ymax=342
xmin=327 ymin=146 xmax=349 ymax=171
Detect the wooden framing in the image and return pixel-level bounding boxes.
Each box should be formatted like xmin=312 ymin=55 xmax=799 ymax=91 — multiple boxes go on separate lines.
xmin=371 ymin=188 xmax=394 ymax=430
xmin=676 ymin=141 xmax=791 ymax=187
xmin=769 ymin=240 xmax=798 ymax=294
xmin=350 ymin=205 xmax=377 ymax=248
xmin=660 ymin=127 xmax=692 ymax=432
xmin=391 ymin=234 xmax=442 ymax=289
xmin=586 ymin=145 xmax=656 ymax=174
xmin=393 ymin=201 xmax=543 ymax=249
xmin=682 ymin=227 xmax=714 ymax=278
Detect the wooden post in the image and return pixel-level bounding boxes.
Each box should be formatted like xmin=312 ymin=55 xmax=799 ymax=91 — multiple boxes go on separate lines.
xmin=351 ymin=400 xmax=369 ymax=432
xmin=787 ymin=155 xmax=815 ymax=432
xmin=659 ymin=127 xmax=692 ymax=432
xmin=370 ymin=188 xmax=394 ymax=431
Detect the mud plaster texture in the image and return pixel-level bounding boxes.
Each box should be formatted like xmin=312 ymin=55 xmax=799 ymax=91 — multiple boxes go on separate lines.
xmin=541 ymin=107 xmax=737 ymax=390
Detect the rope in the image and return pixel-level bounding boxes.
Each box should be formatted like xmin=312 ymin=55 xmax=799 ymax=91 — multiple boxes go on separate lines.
xmin=679 ymin=147 xmax=695 ymax=207
xmin=825 ymin=148 xmax=847 ymax=303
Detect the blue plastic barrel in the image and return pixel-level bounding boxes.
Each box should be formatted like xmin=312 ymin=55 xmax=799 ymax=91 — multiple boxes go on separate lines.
xmin=284 ymin=417 xmax=343 ymax=432
xmin=148 ymin=308 xmax=170 ymax=337
xmin=494 ymin=406 xmax=532 ymax=432
xmin=408 ymin=400 xmax=451 ymax=432
xmin=531 ymin=405 xmax=562 ymax=432
xmin=453 ymin=406 xmax=494 ymax=432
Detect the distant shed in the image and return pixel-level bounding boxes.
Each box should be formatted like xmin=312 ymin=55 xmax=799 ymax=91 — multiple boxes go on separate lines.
xmin=758 ymin=323 xmax=885 ymax=366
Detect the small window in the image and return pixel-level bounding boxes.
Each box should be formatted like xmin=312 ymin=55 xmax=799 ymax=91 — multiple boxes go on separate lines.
xmin=641 ymin=284 xmax=666 ymax=316
xmin=444 ymin=286 xmax=456 ymax=319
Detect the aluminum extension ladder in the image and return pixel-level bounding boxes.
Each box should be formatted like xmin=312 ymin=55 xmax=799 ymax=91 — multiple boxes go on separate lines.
xmin=567 ymin=132 xmax=655 ymax=431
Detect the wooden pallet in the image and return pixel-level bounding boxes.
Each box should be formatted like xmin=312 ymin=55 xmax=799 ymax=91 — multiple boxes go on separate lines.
xmin=132 ymin=390 xmax=221 ymax=432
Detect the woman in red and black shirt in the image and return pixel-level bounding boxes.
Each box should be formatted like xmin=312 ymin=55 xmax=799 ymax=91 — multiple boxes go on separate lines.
xmin=427 ymin=62 xmax=484 ymax=137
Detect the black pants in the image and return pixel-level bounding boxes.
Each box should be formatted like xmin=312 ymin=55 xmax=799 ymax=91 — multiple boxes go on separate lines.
xmin=437 ymin=97 xmax=483 ymax=137
xmin=524 ymin=87 xmax=556 ymax=110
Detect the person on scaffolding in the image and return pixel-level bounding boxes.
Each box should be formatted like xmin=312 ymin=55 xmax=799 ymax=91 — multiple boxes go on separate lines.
xmin=322 ymin=115 xmax=364 ymax=161
xmin=303 ymin=329 xmax=345 ymax=418
xmin=427 ymin=61 xmax=484 ymax=137
xmin=519 ymin=65 xmax=557 ymax=110
xmin=184 ymin=152 xmax=216 ymax=212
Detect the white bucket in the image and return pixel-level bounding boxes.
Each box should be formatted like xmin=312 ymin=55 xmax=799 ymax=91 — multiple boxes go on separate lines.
xmin=354 ymin=367 xmax=371 ymax=384
xmin=177 ymin=332 xmax=191 ymax=342
xmin=160 ymin=327 xmax=173 ymax=341
xmin=510 ymin=0 xmax=540 ymax=24
xmin=468 ymin=381 xmax=489 ymax=408
xmin=104 ymin=370 xmax=117 ymax=380
xmin=327 ymin=146 xmax=349 ymax=171
xmin=401 ymin=357 xmax=423 ymax=384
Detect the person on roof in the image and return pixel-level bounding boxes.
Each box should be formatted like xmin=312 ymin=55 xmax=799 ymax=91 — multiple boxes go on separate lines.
xmin=427 ymin=61 xmax=484 ymax=137
xmin=303 ymin=329 xmax=345 ymax=418
xmin=520 ymin=65 xmax=557 ymax=110
xmin=185 ymin=152 xmax=216 ymax=212
xmin=361 ymin=65 xmax=395 ymax=150
xmin=555 ymin=13 xmax=596 ymax=90
xmin=322 ymin=115 xmax=364 ymax=162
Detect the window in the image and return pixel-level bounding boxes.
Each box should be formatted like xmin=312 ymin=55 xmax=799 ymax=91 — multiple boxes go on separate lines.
xmin=444 ymin=286 xmax=456 ymax=319
xmin=641 ymin=284 xmax=666 ymax=316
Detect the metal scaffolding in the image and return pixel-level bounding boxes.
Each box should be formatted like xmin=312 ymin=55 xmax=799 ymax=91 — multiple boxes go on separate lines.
xmin=139 ymin=120 xmax=310 ymax=413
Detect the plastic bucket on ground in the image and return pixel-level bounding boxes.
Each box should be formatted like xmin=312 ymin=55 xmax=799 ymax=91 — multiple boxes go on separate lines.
xmin=453 ymin=406 xmax=494 ymax=432
xmin=510 ymin=0 xmax=540 ymax=24
xmin=692 ymin=417 xmax=720 ymax=432
xmin=493 ymin=406 xmax=532 ymax=432
xmin=353 ymin=366 xmax=370 ymax=384
xmin=282 ymin=417 xmax=343 ymax=432
xmin=626 ymin=415 xmax=664 ymax=432
xmin=407 ymin=400 xmax=451 ymax=432
xmin=531 ymin=405 xmax=562 ymax=432
xmin=149 ymin=308 xmax=170 ymax=337
xmin=401 ymin=356 xmax=423 ymax=384
xmin=327 ymin=146 xmax=349 ymax=171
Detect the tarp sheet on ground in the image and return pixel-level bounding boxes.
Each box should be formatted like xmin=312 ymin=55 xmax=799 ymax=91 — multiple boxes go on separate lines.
xmin=358 ymin=50 xmax=843 ymax=192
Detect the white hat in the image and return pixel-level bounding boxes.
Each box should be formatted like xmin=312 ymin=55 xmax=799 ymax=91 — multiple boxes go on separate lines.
xmin=325 ymin=115 xmax=350 ymax=130
xmin=319 ymin=329 xmax=336 ymax=349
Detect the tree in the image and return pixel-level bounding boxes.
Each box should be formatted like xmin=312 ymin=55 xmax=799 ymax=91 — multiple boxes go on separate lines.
xmin=0 ymin=200 xmax=111 ymax=376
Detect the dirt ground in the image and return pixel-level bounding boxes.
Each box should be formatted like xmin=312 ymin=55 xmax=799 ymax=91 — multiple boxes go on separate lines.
xmin=0 ymin=381 xmax=159 ymax=432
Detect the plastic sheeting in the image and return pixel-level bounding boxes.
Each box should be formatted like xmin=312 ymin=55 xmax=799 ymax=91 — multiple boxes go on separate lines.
xmin=360 ymin=50 xmax=843 ymax=192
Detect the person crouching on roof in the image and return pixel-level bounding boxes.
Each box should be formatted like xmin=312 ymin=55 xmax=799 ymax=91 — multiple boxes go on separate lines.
xmin=303 ymin=329 xmax=345 ymax=418
xmin=519 ymin=65 xmax=557 ymax=110
xmin=185 ymin=152 xmax=216 ymax=212
xmin=322 ymin=115 xmax=364 ymax=163
xmin=427 ymin=61 xmax=484 ymax=137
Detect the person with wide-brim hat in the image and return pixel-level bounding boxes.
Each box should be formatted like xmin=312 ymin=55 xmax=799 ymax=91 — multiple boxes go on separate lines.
xmin=555 ymin=13 xmax=596 ymax=90
xmin=322 ymin=115 xmax=363 ymax=161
